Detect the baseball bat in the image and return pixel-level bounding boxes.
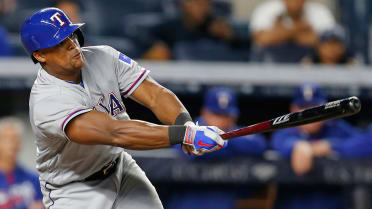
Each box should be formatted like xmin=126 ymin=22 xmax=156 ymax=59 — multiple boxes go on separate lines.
xmin=220 ymin=96 xmax=361 ymax=140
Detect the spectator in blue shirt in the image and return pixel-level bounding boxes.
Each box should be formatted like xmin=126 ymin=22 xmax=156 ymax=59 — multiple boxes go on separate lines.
xmin=0 ymin=117 xmax=43 ymax=209
xmin=302 ymin=27 xmax=356 ymax=65
xmin=0 ymin=26 xmax=12 ymax=56
xmin=167 ymin=87 xmax=267 ymax=209
xmin=271 ymin=84 xmax=366 ymax=209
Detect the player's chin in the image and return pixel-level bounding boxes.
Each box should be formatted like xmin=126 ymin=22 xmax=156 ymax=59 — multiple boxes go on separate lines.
xmin=71 ymin=57 xmax=85 ymax=69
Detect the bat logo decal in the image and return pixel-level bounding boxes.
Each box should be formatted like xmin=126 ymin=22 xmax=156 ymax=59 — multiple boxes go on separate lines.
xmin=272 ymin=114 xmax=290 ymax=125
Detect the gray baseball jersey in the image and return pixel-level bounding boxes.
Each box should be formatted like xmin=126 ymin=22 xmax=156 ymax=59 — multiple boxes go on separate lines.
xmin=29 ymin=45 xmax=149 ymax=185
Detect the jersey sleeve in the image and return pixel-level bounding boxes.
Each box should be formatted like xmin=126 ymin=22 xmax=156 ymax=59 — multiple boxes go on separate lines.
xmin=113 ymin=49 xmax=150 ymax=98
xmin=32 ymin=95 xmax=92 ymax=140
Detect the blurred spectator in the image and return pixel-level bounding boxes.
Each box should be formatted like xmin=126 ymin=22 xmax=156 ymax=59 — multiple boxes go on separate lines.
xmin=302 ymin=27 xmax=356 ymax=65
xmin=0 ymin=0 xmax=17 ymax=16
xmin=142 ymin=0 xmax=250 ymax=61
xmin=271 ymin=84 xmax=367 ymax=209
xmin=0 ymin=0 xmax=13 ymax=56
xmin=0 ymin=26 xmax=12 ymax=56
xmin=0 ymin=117 xmax=43 ymax=209
xmin=54 ymin=0 xmax=82 ymax=23
xmin=167 ymin=87 xmax=267 ymax=209
xmin=250 ymin=0 xmax=336 ymax=63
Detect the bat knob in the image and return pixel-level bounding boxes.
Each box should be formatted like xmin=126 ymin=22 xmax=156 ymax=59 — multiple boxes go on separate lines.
xmin=348 ymin=96 xmax=361 ymax=114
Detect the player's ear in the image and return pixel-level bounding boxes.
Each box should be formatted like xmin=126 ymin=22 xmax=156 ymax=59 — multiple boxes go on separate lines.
xmin=32 ymin=51 xmax=47 ymax=63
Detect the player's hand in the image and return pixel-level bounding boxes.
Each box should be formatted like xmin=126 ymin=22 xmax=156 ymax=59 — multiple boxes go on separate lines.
xmin=182 ymin=125 xmax=227 ymax=156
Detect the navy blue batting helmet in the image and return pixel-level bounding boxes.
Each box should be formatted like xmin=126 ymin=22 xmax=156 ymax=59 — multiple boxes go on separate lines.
xmin=20 ymin=7 xmax=85 ymax=63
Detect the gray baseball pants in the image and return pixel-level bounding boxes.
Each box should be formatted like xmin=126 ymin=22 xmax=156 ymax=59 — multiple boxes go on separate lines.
xmin=40 ymin=152 xmax=164 ymax=209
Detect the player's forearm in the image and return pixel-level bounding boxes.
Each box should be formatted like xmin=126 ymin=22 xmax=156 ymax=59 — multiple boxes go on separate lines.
xmin=150 ymin=87 xmax=190 ymax=125
xmin=131 ymin=78 xmax=190 ymax=125
xmin=66 ymin=110 xmax=183 ymax=149
xmin=110 ymin=120 xmax=172 ymax=150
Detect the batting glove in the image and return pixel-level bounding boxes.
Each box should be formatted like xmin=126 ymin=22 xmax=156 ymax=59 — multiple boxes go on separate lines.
xmin=182 ymin=125 xmax=227 ymax=156
xmin=181 ymin=121 xmax=197 ymax=155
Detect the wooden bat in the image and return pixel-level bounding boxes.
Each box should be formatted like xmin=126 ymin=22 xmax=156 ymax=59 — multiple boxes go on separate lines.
xmin=220 ymin=96 xmax=361 ymax=140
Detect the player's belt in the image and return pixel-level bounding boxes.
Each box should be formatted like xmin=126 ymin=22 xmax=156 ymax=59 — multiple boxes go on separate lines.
xmin=85 ymin=158 xmax=119 ymax=181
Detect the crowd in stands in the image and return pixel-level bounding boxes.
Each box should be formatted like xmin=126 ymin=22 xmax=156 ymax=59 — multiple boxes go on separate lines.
xmin=0 ymin=0 xmax=368 ymax=64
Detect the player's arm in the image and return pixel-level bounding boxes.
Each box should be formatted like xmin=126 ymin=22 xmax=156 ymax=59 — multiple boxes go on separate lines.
xmin=130 ymin=76 xmax=190 ymax=126
xmin=66 ymin=110 xmax=171 ymax=150
xmin=65 ymin=109 xmax=226 ymax=151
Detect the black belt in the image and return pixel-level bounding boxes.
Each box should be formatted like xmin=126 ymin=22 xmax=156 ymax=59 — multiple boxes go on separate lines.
xmin=85 ymin=158 xmax=119 ymax=181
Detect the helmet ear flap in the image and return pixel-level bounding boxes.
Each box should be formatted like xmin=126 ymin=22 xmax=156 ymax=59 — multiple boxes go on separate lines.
xmin=74 ymin=29 xmax=84 ymax=47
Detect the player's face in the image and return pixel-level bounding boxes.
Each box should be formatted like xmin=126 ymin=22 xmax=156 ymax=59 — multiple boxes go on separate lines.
xmin=36 ymin=33 xmax=85 ymax=73
xmin=0 ymin=126 xmax=21 ymax=163
xmin=202 ymin=109 xmax=236 ymax=131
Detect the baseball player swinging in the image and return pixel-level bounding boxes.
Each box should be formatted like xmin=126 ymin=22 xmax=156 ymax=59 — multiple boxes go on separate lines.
xmin=21 ymin=7 xmax=227 ymax=209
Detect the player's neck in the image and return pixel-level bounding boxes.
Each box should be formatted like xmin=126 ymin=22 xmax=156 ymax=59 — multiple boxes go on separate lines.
xmin=43 ymin=65 xmax=82 ymax=83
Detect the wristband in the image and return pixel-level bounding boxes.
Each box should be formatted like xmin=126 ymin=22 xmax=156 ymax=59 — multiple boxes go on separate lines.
xmin=174 ymin=112 xmax=192 ymax=125
xmin=169 ymin=125 xmax=187 ymax=145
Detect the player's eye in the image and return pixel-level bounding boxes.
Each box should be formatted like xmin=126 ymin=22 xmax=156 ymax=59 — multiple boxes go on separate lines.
xmin=68 ymin=33 xmax=78 ymax=42
xmin=57 ymin=33 xmax=78 ymax=48
xmin=57 ymin=39 xmax=68 ymax=47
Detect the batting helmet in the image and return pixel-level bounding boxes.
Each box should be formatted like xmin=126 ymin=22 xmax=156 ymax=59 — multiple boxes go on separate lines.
xmin=20 ymin=7 xmax=85 ymax=63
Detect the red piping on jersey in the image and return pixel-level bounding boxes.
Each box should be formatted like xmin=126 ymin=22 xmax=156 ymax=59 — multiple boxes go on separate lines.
xmin=45 ymin=182 xmax=55 ymax=209
xmin=61 ymin=108 xmax=90 ymax=131
xmin=121 ymin=69 xmax=147 ymax=96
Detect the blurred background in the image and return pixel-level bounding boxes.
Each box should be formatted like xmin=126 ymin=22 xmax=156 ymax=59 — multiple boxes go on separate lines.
xmin=1 ymin=0 xmax=372 ymax=209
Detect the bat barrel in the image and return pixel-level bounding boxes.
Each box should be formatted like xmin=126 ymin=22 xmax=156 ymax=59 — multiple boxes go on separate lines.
xmin=273 ymin=96 xmax=361 ymax=129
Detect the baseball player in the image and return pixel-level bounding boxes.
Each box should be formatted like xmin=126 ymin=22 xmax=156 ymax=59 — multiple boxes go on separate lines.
xmin=20 ymin=7 xmax=227 ymax=209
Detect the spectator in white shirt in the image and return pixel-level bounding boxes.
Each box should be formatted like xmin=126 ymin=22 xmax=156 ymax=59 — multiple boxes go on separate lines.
xmin=250 ymin=0 xmax=336 ymax=63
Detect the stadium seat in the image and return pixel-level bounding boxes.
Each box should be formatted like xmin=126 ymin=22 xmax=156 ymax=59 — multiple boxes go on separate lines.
xmin=173 ymin=39 xmax=250 ymax=62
